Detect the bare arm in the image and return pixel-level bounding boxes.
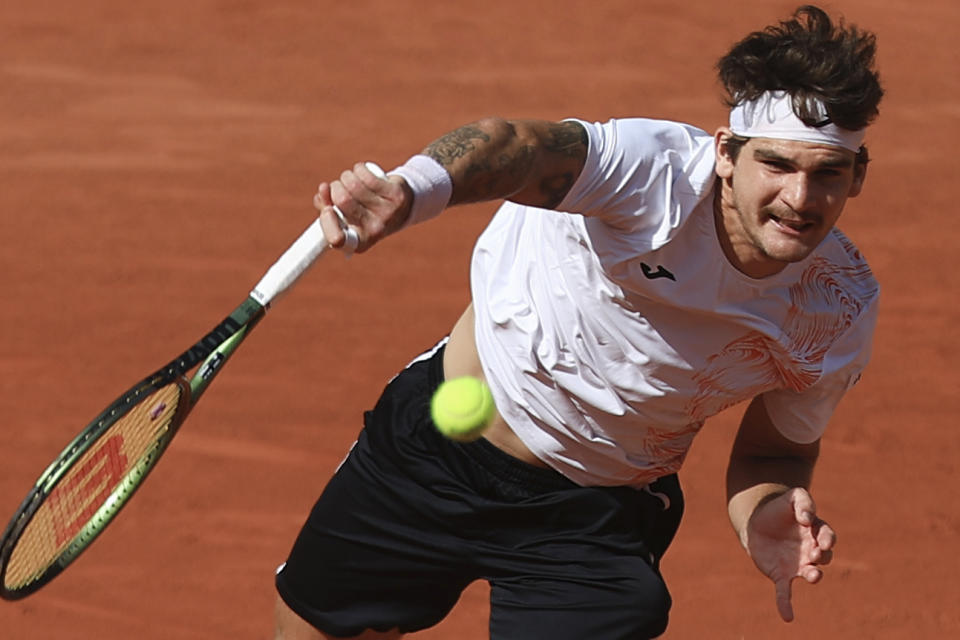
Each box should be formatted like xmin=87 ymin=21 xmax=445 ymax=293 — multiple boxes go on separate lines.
xmin=423 ymin=117 xmax=588 ymax=210
xmin=727 ymin=396 xmax=836 ymax=622
xmin=727 ymin=396 xmax=819 ymax=540
xmin=314 ymin=118 xmax=588 ymax=252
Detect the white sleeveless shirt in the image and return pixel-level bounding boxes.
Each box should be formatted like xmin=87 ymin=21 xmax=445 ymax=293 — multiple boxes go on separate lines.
xmin=470 ymin=117 xmax=879 ymax=488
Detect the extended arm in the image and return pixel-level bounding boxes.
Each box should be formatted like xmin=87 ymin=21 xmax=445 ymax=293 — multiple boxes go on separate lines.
xmin=315 ymin=118 xmax=588 ymax=252
xmin=727 ymin=396 xmax=836 ymax=622
xmin=422 ymin=118 xmax=588 ymax=209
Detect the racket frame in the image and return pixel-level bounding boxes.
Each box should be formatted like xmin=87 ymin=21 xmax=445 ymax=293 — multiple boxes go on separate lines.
xmin=0 ymin=164 xmax=378 ymax=600
xmin=0 ymin=297 xmax=265 ymax=600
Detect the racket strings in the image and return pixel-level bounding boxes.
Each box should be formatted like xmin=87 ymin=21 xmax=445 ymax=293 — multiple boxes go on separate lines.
xmin=3 ymin=383 xmax=183 ymax=590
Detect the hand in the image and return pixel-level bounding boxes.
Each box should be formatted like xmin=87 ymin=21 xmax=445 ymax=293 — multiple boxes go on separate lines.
xmin=744 ymin=488 xmax=836 ymax=622
xmin=314 ymin=162 xmax=412 ymax=253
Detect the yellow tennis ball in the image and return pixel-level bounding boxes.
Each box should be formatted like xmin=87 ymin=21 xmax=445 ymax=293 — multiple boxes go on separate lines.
xmin=430 ymin=376 xmax=495 ymax=442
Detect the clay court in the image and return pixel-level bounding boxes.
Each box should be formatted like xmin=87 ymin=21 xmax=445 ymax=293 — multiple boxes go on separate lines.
xmin=1 ymin=1 xmax=957 ymax=638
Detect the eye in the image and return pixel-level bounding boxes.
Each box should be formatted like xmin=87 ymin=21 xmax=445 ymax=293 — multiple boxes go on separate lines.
xmin=815 ymin=168 xmax=845 ymax=180
xmin=762 ymin=160 xmax=791 ymax=172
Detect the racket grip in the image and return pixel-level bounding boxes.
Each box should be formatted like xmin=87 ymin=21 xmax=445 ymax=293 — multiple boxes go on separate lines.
xmin=250 ymin=162 xmax=386 ymax=306
xmin=334 ymin=162 xmax=387 ymax=253
xmin=250 ymin=218 xmax=329 ymax=306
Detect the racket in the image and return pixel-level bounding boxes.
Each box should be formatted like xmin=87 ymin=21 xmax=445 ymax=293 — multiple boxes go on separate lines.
xmin=0 ymin=163 xmax=383 ymax=600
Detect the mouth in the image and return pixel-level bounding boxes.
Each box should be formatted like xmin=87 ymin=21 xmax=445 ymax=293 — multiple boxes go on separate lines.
xmin=767 ymin=213 xmax=816 ymax=235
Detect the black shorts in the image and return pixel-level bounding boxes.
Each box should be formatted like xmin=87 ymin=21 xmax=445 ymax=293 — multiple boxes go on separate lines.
xmin=275 ymin=342 xmax=684 ymax=639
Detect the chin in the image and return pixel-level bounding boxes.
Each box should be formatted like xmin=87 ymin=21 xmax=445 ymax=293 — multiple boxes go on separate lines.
xmin=762 ymin=243 xmax=816 ymax=264
xmin=760 ymin=227 xmax=827 ymax=264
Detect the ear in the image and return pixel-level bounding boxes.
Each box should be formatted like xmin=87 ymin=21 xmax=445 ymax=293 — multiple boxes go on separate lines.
xmin=847 ymin=159 xmax=867 ymax=198
xmin=714 ymin=127 xmax=736 ymax=179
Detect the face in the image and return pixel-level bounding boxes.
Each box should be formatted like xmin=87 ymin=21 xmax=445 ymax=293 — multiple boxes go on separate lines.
xmin=714 ymin=129 xmax=867 ymax=278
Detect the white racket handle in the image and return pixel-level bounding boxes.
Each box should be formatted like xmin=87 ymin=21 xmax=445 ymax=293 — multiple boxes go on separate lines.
xmin=250 ymin=162 xmax=385 ymax=306
xmin=250 ymin=218 xmax=328 ymax=306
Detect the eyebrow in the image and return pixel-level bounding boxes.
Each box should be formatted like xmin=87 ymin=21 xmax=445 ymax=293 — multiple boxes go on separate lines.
xmin=752 ymin=147 xmax=855 ymax=170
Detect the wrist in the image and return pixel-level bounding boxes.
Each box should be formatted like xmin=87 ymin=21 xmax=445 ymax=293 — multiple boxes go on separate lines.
xmin=387 ymin=155 xmax=453 ymax=228
xmin=728 ymin=482 xmax=790 ymax=549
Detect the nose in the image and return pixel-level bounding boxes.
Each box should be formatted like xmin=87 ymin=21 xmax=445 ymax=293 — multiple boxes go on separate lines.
xmin=780 ymin=174 xmax=816 ymax=213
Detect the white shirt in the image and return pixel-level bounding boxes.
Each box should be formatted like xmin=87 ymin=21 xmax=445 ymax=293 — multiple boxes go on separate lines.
xmin=470 ymin=117 xmax=879 ymax=488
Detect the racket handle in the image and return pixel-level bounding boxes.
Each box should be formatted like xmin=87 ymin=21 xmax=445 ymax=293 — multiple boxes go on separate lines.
xmin=250 ymin=162 xmax=385 ymax=306
xmin=250 ymin=218 xmax=329 ymax=306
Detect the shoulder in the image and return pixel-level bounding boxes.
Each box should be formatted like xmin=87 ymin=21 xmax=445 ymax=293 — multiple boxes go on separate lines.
xmin=570 ymin=117 xmax=714 ymax=161
xmin=557 ymin=117 xmax=717 ymax=225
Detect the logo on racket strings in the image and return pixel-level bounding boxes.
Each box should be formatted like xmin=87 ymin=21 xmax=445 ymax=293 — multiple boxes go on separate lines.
xmin=48 ymin=435 xmax=128 ymax=546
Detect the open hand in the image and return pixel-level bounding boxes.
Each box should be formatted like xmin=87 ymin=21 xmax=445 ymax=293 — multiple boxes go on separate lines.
xmin=745 ymin=488 xmax=836 ymax=622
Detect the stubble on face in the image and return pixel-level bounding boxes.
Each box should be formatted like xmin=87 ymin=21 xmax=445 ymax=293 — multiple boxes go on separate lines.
xmin=715 ymin=137 xmax=861 ymax=278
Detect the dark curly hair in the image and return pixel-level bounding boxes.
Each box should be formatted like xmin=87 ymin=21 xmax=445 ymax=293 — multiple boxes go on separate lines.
xmin=717 ymin=5 xmax=883 ymax=132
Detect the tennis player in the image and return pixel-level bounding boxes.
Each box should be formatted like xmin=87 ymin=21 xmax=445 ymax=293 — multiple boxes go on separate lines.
xmin=274 ymin=5 xmax=883 ymax=639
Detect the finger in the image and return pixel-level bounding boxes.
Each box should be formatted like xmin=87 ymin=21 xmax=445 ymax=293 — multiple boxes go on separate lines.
xmin=313 ymin=181 xmax=332 ymax=213
xmin=815 ymin=522 xmax=837 ymax=550
xmin=318 ymin=205 xmax=345 ymax=247
xmin=774 ymin=578 xmax=795 ymax=622
xmin=812 ymin=548 xmax=833 ymax=566
xmin=314 ymin=183 xmax=346 ymax=248
xmin=341 ymin=163 xmax=390 ymax=219
xmin=328 ymin=178 xmax=365 ymax=233
xmin=355 ymin=161 xmax=387 ymax=186
xmin=333 ymin=205 xmax=359 ymax=254
xmin=339 ymin=166 xmax=377 ymax=211
xmin=800 ymin=565 xmax=823 ymax=584
xmin=808 ymin=544 xmax=822 ymax=563
xmin=329 ymin=178 xmax=354 ymax=216
xmin=791 ymin=488 xmax=817 ymax=525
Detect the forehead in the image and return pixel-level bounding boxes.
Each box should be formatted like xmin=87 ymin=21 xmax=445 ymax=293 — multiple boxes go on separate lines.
xmin=746 ymin=137 xmax=856 ymax=168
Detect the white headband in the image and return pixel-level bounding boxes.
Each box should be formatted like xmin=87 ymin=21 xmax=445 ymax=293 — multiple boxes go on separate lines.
xmin=729 ymin=91 xmax=865 ymax=153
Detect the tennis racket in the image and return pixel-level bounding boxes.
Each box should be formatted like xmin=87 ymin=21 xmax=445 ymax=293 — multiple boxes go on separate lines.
xmin=0 ymin=163 xmax=383 ymax=600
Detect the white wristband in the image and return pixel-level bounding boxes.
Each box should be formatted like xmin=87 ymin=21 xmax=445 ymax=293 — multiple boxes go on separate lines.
xmin=387 ymin=155 xmax=453 ymax=228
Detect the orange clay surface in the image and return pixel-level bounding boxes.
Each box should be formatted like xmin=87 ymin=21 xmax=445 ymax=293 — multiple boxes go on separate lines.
xmin=1 ymin=1 xmax=957 ymax=638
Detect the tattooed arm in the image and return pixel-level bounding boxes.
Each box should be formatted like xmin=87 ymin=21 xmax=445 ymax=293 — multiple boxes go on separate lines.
xmin=423 ymin=118 xmax=588 ymax=210
xmin=314 ymin=118 xmax=587 ymax=252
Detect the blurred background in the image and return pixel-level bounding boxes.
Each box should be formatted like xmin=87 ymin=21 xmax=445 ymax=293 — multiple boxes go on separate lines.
xmin=1 ymin=1 xmax=957 ymax=637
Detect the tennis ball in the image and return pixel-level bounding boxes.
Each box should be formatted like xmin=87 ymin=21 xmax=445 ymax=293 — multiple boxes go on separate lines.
xmin=430 ymin=376 xmax=495 ymax=442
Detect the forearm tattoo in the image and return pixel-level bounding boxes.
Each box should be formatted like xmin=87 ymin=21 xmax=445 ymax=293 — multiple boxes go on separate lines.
xmin=424 ymin=125 xmax=490 ymax=168
xmin=423 ymin=120 xmax=587 ymax=208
